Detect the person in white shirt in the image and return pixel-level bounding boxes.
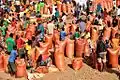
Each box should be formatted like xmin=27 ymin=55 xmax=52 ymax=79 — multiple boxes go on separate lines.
xmin=47 ymin=20 xmax=55 ymax=35
xmin=117 ymin=6 xmax=120 ymax=16
xmin=62 ymin=13 xmax=67 ymax=23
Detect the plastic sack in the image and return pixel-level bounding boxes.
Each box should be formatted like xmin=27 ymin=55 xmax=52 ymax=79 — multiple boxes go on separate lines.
xmin=107 ymin=48 xmax=119 ymax=68
xmin=103 ymin=27 xmax=111 ymax=41
xmin=66 ymin=38 xmax=74 ymax=58
xmin=91 ymin=27 xmax=99 ymax=42
xmin=72 ymin=58 xmax=83 ymax=70
xmin=75 ymin=39 xmax=86 ymax=57
xmin=15 ymin=58 xmax=27 ymax=78
xmin=111 ymin=38 xmax=119 ymax=50
xmin=62 ymin=3 xmax=67 ymax=14
xmin=45 ymin=34 xmax=53 ymax=49
xmin=54 ymin=48 xmax=66 ymax=71
xmin=111 ymin=27 xmax=118 ymax=38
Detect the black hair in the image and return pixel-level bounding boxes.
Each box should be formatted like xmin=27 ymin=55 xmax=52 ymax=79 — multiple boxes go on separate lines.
xmin=62 ymin=27 xmax=64 ymax=31
xmin=28 ymin=40 xmax=32 ymax=45
xmin=10 ymin=33 xmax=13 ymax=38
xmin=115 ymin=33 xmax=119 ymax=38
xmin=13 ymin=45 xmax=17 ymax=50
xmin=105 ymin=40 xmax=109 ymax=44
xmin=107 ymin=21 xmax=111 ymax=27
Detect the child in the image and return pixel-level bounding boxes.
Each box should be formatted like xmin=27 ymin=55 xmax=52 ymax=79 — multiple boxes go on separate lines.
xmin=8 ymin=45 xmax=18 ymax=76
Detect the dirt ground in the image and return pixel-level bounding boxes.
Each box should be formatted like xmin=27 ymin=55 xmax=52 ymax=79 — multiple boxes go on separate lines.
xmin=0 ymin=57 xmax=119 ymax=80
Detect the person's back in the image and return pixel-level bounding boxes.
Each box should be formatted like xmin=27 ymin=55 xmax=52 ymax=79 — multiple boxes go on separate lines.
xmin=37 ymin=23 xmax=44 ymax=34
xmin=9 ymin=49 xmax=17 ymax=62
xmin=79 ymin=20 xmax=86 ymax=33
xmin=47 ymin=21 xmax=55 ymax=34
xmin=6 ymin=34 xmax=15 ymax=53
xmin=60 ymin=28 xmax=66 ymax=41
xmin=97 ymin=40 xmax=106 ymax=53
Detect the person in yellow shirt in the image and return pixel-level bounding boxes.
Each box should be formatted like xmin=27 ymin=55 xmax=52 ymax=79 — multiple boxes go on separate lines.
xmin=25 ymin=40 xmax=32 ymax=60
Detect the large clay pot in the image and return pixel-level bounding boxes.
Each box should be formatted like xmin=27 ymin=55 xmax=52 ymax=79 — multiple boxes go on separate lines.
xmin=54 ymin=48 xmax=66 ymax=71
xmin=45 ymin=34 xmax=53 ymax=49
xmin=111 ymin=27 xmax=118 ymax=38
xmin=72 ymin=58 xmax=83 ymax=70
xmin=103 ymin=27 xmax=111 ymax=40
xmin=111 ymin=38 xmax=119 ymax=50
xmin=75 ymin=39 xmax=86 ymax=57
xmin=15 ymin=59 xmax=27 ymax=78
xmin=66 ymin=38 xmax=74 ymax=58
xmin=91 ymin=27 xmax=99 ymax=42
xmin=107 ymin=48 xmax=119 ymax=68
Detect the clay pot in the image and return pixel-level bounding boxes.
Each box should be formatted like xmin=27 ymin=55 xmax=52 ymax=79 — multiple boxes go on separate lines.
xmin=15 ymin=59 xmax=27 ymax=78
xmin=66 ymin=38 xmax=74 ymax=58
xmin=75 ymin=39 xmax=86 ymax=57
xmin=72 ymin=58 xmax=83 ymax=70
xmin=107 ymin=48 xmax=119 ymax=68
xmin=54 ymin=48 xmax=66 ymax=71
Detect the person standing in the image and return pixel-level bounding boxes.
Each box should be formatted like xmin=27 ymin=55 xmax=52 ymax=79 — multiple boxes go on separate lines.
xmin=6 ymin=33 xmax=16 ymax=54
xmin=47 ymin=20 xmax=55 ymax=35
xmin=8 ymin=45 xmax=17 ymax=76
xmin=96 ymin=37 xmax=107 ymax=71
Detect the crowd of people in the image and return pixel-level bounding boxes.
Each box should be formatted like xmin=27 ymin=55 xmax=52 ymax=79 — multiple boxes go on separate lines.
xmin=0 ymin=0 xmax=120 ymax=79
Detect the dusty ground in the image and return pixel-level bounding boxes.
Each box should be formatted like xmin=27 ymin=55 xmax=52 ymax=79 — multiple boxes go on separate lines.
xmin=0 ymin=57 xmax=119 ymax=80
